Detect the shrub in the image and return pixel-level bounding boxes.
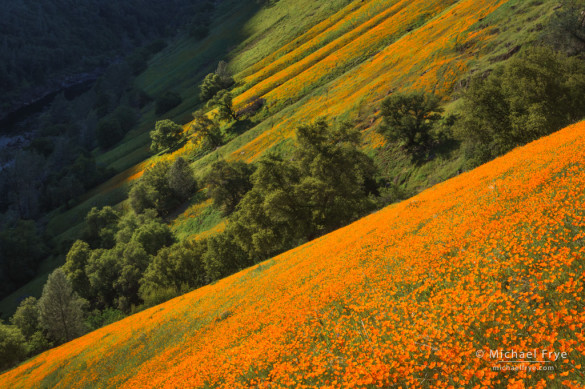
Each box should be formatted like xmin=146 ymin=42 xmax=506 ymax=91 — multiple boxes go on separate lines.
xmin=227 ymin=120 xmax=376 ymax=261
xmin=236 ymin=97 xmax=266 ymax=118
xmin=63 ymin=241 xmax=93 ymax=299
xmin=204 ymin=160 xmax=254 ymax=215
xmin=27 ymin=331 xmax=52 ymax=355
xmin=204 ymin=231 xmax=252 ymax=282
xmin=84 ymin=206 xmax=120 ymax=249
xmin=207 ymin=90 xmax=237 ymax=122
xmin=129 ymin=181 xmax=159 ymax=215
xmin=547 ymin=0 xmax=585 ymax=55
xmin=0 ymin=323 xmax=27 ymax=371
xmin=150 ymin=119 xmax=185 ymax=153
xmin=167 ymin=157 xmax=197 ymax=201
xmin=85 ymin=308 xmax=125 ymax=331
xmin=190 ymin=111 xmax=223 ymax=149
xmin=140 ymin=239 xmax=207 ymax=296
xmin=129 ymin=159 xmax=194 ymax=216
xmin=199 ymin=61 xmax=234 ymax=101
xmin=10 ymin=297 xmax=40 ymax=339
xmin=457 ymin=46 xmax=585 ymax=167
xmin=199 ymin=73 xmax=224 ymax=101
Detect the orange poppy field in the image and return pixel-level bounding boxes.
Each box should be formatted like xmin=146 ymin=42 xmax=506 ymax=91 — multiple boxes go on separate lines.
xmin=2 ymin=118 xmax=584 ymax=387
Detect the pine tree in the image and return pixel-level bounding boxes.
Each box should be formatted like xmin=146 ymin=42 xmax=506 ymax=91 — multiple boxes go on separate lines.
xmin=38 ymin=269 xmax=87 ymax=344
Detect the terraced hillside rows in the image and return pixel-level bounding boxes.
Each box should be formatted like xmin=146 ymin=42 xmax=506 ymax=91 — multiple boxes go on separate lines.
xmin=198 ymin=0 xmax=510 ymax=162
xmin=90 ymin=0 xmax=519 ymax=189
xmin=3 ymin=120 xmax=585 ymax=388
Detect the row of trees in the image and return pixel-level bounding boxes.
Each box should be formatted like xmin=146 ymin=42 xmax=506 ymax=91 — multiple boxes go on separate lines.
xmin=200 ymin=121 xmax=378 ymax=279
xmin=2 ymin=159 xmax=198 ymax=371
xmin=376 ymin=47 xmax=585 ymax=169
xmin=1 ymin=119 xmax=375 ymax=359
xmin=73 ymin=120 xmax=378 ymax=312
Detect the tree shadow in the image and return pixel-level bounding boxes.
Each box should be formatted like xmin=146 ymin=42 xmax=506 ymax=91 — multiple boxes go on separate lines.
xmin=434 ymin=137 xmax=460 ymax=158
xmin=410 ymin=137 xmax=460 ymax=166
xmin=225 ymin=118 xmax=254 ymax=136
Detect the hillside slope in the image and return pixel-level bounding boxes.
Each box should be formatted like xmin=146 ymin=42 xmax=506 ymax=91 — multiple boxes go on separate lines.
xmin=109 ymin=0 xmax=551 ymax=238
xmin=3 ymin=121 xmax=585 ymax=388
xmin=37 ymin=0 xmax=554 ymax=245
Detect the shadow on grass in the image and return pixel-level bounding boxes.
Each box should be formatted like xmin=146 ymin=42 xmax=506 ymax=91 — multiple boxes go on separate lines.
xmin=410 ymin=137 xmax=461 ymax=166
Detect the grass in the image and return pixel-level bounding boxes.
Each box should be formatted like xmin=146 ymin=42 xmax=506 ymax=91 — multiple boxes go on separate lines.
xmin=170 ymin=198 xmax=224 ymax=240
xmin=2 ymin=120 xmax=584 ymax=388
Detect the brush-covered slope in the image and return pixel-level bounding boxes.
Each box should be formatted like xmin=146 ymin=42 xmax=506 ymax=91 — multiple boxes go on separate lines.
xmin=41 ymin=0 xmax=553 ymax=244
xmin=3 ymin=121 xmax=585 ymax=388
xmin=142 ymin=0 xmax=549 ymax=237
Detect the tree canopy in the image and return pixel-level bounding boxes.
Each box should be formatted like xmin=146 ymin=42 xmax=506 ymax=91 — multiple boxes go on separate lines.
xmin=457 ymin=46 xmax=585 ymax=166
xmin=150 ymin=120 xmax=185 ymax=153
xmin=204 ymin=160 xmax=255 ymax=215
xmin=190 ymin=111 xmax=224 ymax=150
xmin=199 ymin=61 xmax=235 ymax=101
xmin=378 ymin=91 xmax=443 ymax=159
xmin=228 ymin=119 xmax=376 ymax=260
xmin=207 ymin=90 xmax=238 ymax=122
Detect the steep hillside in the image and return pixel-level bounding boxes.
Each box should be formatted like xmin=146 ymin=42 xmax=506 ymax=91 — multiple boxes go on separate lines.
xmin=0 ymin=0 xmax=561 ymax=340
xmin=42 ymin=0 xmax=357 ymax=240
xmin=60 ymin=0 xmax=551 ymax=240
xmin=3 ymin=121 xmax=584 ymax=388
xmin=170 ymin=0 xmax=553 ymax=238
xmin=0 ymin=0 xmax=354 ymax=318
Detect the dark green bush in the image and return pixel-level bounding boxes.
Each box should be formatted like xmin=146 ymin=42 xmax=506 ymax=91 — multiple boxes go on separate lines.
xmin=378 ymin=91 xmax=443 ymax=159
